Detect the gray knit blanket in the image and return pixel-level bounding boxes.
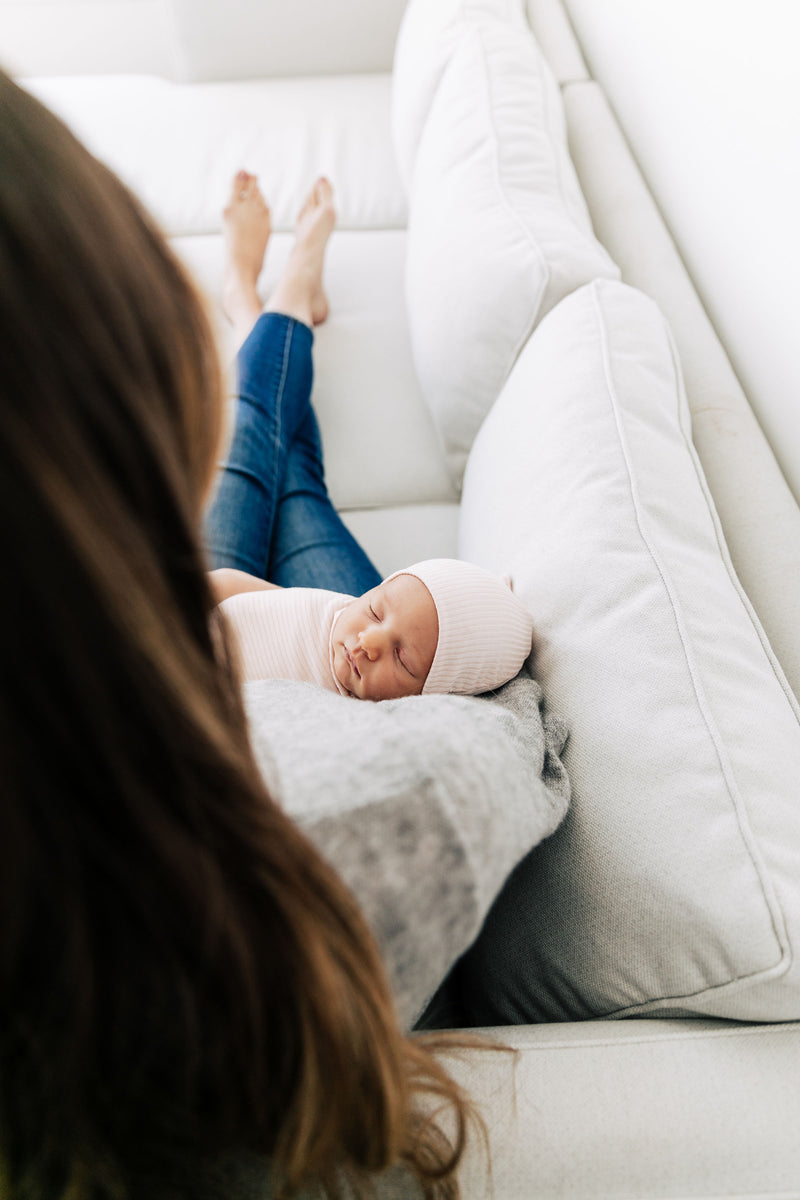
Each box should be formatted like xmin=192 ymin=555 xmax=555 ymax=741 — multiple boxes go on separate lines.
xmin=244 ymin=670 xmax=570 ymax=1028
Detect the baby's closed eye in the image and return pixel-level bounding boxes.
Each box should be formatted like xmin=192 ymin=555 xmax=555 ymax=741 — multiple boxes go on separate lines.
xmin=396 ymin=647 xmax=414 ymax=676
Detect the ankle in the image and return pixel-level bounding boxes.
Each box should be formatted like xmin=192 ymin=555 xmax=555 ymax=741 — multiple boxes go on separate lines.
xmin=223 ymin=276 xmax=262 ymax=339
xmin=265 ymin=265 xmax=316 ymax=327
xmin=264 ymin=294 xmax=314 ymax=328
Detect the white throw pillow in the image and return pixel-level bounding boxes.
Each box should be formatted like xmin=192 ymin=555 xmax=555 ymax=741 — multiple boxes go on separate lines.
xmin=395 ymin=3 xmax=619 ymax=484
xmin=392 ymin=0 xmax=529 ymax=191
xmin=456 ymin=279 xmax=800 ymax=1023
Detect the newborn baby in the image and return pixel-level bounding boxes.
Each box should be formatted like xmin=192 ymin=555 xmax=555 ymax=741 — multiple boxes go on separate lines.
xmin=215 ymin=558 xmax=534 ymax=701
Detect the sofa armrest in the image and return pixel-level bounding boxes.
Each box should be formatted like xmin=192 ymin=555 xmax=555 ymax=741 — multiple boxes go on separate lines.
xmin=443 ymin=1019 xmax=800 ymax=1198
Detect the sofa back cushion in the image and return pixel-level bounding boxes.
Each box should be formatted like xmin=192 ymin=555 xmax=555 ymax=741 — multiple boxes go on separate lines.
xmin=26 ymin=73 xmax=407 ymax=239
xmin=394 ymin=0 xmax=618 ymax=484
xmin=2 ymin=0 xmax=407 ymax=81
xmin=172 ymin=0 xmax=408 ymax=81
xmin=455 ymin=279 xmax=800 ymax=1023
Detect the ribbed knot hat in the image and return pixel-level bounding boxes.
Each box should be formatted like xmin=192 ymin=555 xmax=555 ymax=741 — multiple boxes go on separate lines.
xmin=385 ymin=558 xmax=534 ymax=695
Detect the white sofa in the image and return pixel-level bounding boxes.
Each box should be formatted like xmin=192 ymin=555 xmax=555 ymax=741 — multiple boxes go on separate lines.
xmin=5 ymin=1 xmax=800 ymax=1194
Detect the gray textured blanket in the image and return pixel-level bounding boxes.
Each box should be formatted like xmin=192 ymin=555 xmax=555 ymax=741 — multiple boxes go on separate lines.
xmin=244 ymin=670 xmax=569 ymax=1027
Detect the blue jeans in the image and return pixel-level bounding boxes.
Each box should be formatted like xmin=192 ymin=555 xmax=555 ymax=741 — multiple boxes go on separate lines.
xmin=204 ymin=312 xmax=382 ymax=595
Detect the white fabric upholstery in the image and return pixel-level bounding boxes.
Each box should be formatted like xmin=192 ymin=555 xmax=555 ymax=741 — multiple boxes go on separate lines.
xmin=459 ymin=279 xmax=800 ymax=1021
xmin=443 ymin=1019 xmax=800 ymax=1199
xmin=0 ymin=0 xmax=407 ymax=81
xmin=307 ymin=230 xmax=458 ymax=511
xmin=396 ymin=0 xmax=618 ymax=483
xmin=174 ymin=228 xmax=456 ymax=515
xmin=560 ymin=80 xmax=800 ymax=702
xmin=26 ymin=74 xmax=407 ymax=238
xmin=340 ymin=505 xmax=460 ymax=580
xmin=391 ymin=0 xmax=531 ymax=192
xmin=563 ymin=0 xmax=800 ymax=509
xmin=524 ymin=0 xmax=589 ymax=83
xmin=171 ymin=0 xmax=408 ymax=82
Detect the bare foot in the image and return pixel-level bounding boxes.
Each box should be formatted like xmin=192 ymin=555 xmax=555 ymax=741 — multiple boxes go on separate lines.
xmin=222 ymin=169 xmax=271 ymax=345
xmin=266 ymin=177 xmax=336 ymax=328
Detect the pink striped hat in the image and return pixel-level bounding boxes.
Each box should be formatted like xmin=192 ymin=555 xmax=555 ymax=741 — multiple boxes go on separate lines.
xmin=385 ymin=558 xmax=534 ymax=695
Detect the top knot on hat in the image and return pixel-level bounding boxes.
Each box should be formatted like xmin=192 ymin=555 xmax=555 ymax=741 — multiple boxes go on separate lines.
xmin=384 ymin=558 xmax=534 ymax=695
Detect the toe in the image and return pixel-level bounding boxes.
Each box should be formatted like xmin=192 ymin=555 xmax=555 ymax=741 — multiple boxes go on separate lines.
xmin=235 ymin=171 xmax=261 ymax=204
xmin=315 ymin=176 xmax=333 ymax=205
xmin=231 ymin=169 xmax=249 ymax=200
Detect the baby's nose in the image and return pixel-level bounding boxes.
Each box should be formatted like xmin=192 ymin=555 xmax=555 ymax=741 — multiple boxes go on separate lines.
xmin=358 ymin=627 xmax=384 ymax=660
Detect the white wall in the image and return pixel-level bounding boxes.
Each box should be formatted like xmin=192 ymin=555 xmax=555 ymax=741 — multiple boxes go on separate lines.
xmin=564 ymin=0 xmax=800 ymax=503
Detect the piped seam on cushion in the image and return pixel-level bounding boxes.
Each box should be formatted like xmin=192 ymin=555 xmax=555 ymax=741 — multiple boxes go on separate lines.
xmin=475 ymin=18 xmax=590 ymax=288
xmin=395 ymin=13 xmax=469 ymax=197
xmin=523 ymin=20 xmax=583 ymax=237
xmin=506 ymin=1021 xmax=800 ymax=1053
xmin=605 ymin=951 xmax=796 ymax=1018
xmin=399 ymin=0 xmax=525 ymax=194
xmin=669 ymin=327 xmax=800 ymax=728
xmin=590 ymin=279 xmax=791 ymax=1007
xmin=659 ymin=320 xmax=797 ymax=1012
xmin=473 ymin=28 xmax=549 ymax=385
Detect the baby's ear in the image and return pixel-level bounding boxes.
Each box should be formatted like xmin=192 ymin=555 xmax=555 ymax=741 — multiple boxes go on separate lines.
xmin=501 ymin=573 xmax=514 ymax=591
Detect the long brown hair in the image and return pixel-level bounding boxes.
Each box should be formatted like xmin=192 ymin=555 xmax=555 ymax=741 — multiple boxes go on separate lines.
xmin=0 ymin=70 xmax=478 ymax=1199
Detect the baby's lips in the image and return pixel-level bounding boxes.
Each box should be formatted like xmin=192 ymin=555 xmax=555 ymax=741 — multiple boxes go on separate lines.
xmin=345 ymin=645 xmax=361 ymax=678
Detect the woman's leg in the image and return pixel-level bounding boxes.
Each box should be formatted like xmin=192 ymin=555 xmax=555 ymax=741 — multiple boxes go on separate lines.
xmin=266 ymin=404 xmax=382 ymax=594
xmin=204 ymin=310 xmax=315 ymax=576
xmin=204 ymin=173 xmax=381 ymax=593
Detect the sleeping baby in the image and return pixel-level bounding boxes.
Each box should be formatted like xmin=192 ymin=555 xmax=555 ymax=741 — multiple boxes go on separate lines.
xmin=212 ymin=558 xmax=534 ymax=702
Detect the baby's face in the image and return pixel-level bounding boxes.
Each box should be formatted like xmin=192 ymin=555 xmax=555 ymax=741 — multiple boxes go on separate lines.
xmin=332 ymin=574 xmax=438 ymax=701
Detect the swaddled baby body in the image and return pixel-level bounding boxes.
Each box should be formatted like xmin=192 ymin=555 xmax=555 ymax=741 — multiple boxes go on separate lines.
xmin=215 ymin=558 xmax=534 ymax=702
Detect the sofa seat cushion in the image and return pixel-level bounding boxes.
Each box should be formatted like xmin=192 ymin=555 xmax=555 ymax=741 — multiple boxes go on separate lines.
xmin=175 ymin=229 xmax=458 ymax=521
xmin=445 ymin=1019 xmax=800 ymax=1198
xmin=26 ymin=73 xmax=407 ymax=238
xmin=394 ymin=0 xmax=618 ymax=483
xmin=456 ymin=279 xmax=800 ymax=1023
